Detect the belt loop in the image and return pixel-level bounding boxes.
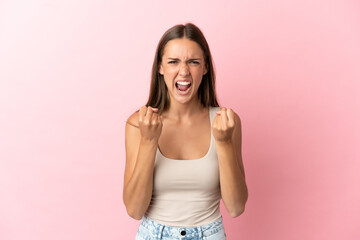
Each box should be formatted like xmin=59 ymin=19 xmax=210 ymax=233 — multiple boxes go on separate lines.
xmin=157 ymin=224 xmax=165 ymax=239
xmin=197 ymin=226 xmax=203 ymax=239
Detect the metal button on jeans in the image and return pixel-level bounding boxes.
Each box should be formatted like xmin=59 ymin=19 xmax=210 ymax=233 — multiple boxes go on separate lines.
xmin=181 ymin=230 xmax=186 ymax=236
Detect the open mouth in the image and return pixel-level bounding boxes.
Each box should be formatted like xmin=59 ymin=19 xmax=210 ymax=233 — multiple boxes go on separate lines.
xmin=175 ymin=81 xmax=192 ymax=92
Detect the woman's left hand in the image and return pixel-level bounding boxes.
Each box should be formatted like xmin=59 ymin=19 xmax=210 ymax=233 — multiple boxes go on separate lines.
xmin=212 ymin=107 xmax=236 ymax=143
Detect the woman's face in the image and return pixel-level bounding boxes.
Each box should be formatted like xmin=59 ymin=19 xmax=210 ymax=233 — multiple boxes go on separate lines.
xmin=159 ymin=38 xmax=208 ymax=105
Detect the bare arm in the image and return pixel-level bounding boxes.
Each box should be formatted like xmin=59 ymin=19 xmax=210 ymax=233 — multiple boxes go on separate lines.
xmin=212 ymin=108 xmax=248 ymax=217
xmin=123 ymin=106 xmax=162 ymax=220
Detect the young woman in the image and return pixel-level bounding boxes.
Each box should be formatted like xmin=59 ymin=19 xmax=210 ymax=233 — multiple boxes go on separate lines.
xmin=123 ymin=23 xmax=248 ymax=240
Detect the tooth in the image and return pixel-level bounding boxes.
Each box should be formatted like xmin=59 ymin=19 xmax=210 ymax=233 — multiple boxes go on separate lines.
xmin=177 ymin=81 xmax=190 ymax=85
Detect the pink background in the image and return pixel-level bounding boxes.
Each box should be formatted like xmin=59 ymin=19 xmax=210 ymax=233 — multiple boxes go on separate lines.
xmin=1 ymin=0 xmax=359 ymax=239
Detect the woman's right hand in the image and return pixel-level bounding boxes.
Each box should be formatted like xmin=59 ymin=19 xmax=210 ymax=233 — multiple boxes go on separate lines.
xmin=138 ymin=106 xmax=163 ymax=142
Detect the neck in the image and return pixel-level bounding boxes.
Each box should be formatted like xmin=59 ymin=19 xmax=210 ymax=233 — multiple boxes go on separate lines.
xmin=164 ymin=97 xmax=206 ymax=122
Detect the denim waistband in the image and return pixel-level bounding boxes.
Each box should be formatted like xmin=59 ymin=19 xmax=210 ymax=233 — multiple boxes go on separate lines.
xmin=138 ymin=215 xmax=225 ymax=239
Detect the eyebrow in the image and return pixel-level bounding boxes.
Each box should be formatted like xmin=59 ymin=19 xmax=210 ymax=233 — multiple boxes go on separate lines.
xmin=167 ymin=58 xmax=202 ymax=61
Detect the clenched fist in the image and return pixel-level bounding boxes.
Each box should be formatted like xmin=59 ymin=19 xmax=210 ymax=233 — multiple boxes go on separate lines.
xmin=212 ymin=108 xmax=236 ymax=142
xmin=138 ymin=106 xmax=163 ymax=142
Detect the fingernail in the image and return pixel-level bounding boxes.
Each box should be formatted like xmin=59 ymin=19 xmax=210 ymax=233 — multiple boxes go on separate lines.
xmin=216 ymin=111 xmax=221 ymax=115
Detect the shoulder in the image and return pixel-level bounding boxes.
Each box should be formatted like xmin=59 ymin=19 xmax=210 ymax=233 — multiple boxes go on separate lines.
xmin=230 ymin=109 xmax=241 ymax=130
xmin=233 ymin=110 xmax=241 ymax=126
xmin=128 ymin=111 xmax=139 ymax=124
xmin=126 ymin=110 xmax=140 ymax=129
xmin=125 ymin=110 xmax=141 ymax=154
xmin=231 ymin=109 xmax=242 ymax=145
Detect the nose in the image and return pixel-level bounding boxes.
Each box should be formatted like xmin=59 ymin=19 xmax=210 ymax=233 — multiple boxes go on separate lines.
xmin=179 ymin=62 xmax=190 ymax=76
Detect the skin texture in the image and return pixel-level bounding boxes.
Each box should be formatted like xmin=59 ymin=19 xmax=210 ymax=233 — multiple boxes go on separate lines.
xmin=123 ymin=37 xmax=248 ymax=220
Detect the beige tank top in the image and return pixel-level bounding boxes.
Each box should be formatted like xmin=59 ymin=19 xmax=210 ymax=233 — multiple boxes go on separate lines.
xmin=145 ymin=107 xmax=222 ymax=227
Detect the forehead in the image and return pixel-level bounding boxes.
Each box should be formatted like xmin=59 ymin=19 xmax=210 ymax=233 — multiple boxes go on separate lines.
xmin=163 ymin=38 xmax=204 ymax=58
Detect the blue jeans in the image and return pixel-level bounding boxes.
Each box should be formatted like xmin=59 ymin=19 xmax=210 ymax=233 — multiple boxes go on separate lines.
xmin=135 ymin=216 xmax=227 ymax=240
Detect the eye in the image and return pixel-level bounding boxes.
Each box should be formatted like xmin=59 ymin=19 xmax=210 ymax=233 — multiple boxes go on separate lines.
xmin=189 ymin=60 xmax=200 ymax=65
xmin=168 ymin=60 xmax=177 ymax=64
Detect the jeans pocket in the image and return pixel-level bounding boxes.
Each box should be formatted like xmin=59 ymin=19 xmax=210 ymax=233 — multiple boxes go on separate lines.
xmin=135 ymin=225 xmax=156 ymax=240
xmin=204 ymin=229 xmax=226 ymax=240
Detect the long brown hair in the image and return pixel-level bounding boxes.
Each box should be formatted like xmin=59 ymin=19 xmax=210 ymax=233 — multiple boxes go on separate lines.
xmin=146 ymin=23 xmax=219 ymax=113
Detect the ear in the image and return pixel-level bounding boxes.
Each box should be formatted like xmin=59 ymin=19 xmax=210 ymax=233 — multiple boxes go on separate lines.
xmin=203 ymin=63 xmax=208 ymax=75
xmin=159 ymin=63 xmax=164 ymax=75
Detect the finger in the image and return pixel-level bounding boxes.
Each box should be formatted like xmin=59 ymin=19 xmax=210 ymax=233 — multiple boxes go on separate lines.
xmin=145 ymin=106 xmax=154 ymax=123
xmin=216 ymin=107 xmax=226 ymax=115
xmin=150 ymin=107 xmax=159 ymax=124
xmin=213 ymin=114 xmax=221 ymax=128
xmin=226 ymin=108 xmax=235 ymax=127
xmin=220 ymin=108 xmax=228 ymax=126
xmin=152 ymin=111 xmax=161 ymax=123
xmin=151 ymin=113 xmax=158 ymax=125
xmin=139 ymin=106 xmax=147 ymax=122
